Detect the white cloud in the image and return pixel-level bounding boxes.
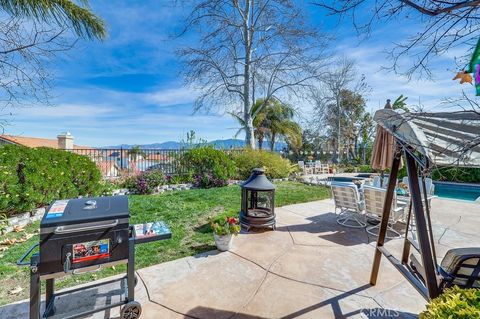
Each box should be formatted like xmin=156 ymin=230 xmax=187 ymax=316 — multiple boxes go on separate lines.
xmin=8 ymin=104 xmax=114 ymax=118
xmin=145 ymin=87 xmax=199 ymax=106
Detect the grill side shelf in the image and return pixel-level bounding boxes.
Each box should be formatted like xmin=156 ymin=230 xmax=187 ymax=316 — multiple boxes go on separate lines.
xmin=131 ymin=221 xmax=172 ymax=245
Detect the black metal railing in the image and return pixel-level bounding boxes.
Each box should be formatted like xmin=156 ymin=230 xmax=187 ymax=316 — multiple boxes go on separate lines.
xmin=72 ymin=148 xmax=187 ymax=178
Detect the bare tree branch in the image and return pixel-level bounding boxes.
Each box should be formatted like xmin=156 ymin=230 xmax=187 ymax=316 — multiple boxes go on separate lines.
xmin=0 ymin=16 xmax=78 ymax=131
xmin=315 ymin=0 xmax=480 ymax=77
xmin=177 ymin=0 xmax=329 ymax=148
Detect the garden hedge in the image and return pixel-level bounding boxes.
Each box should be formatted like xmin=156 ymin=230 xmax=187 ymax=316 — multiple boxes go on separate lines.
xmin=356 ymin=164 xmax=480 ymax=184
xmin=232 ymin=149 xmax=294 ymax=179
xmin=0 ymin=145 xmax=102 ymax=216
xmin=431 ymin=167 xmax=480 ymax=184
xmin=180 ymin=146 xmax=236 ymax=188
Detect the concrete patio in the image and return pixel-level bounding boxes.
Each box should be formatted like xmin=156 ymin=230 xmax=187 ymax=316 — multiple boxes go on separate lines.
xmin=1 ymin=197 xmax=479 ymax=319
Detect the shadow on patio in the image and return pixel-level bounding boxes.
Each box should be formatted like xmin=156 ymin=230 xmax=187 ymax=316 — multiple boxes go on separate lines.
xmin=276 ymin=212 xmax=405 ymax=247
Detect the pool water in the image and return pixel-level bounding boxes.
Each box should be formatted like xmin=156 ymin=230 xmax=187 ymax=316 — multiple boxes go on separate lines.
xmin=434 ymin=182 xmax=480 ymax=202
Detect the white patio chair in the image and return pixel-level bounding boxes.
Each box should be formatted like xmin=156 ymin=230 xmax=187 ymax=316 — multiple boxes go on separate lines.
xmin=363 ymin=186 xmax=406 ymax=238
xmin=331 ymin=183 xmax=366 ymax=228
xmin=322 ymin=163 xmax=330 ymax=174
xmin=372 ymin=175 xmax=391 ymax=188
xmin=313 ymin=160 xmax=322 ymax=174
xmin=400 ymin=177 xmax=436 ymax=240
xmin=298 ymin=161 xmax=313 ymax=174
xmin=372 ymin=176 xmax=382 ymax=188
xmin=383 ymin=176 xmax=390 ymax=188
xmin=298 ymin=161 xmax=305 ymax=174
xmin=401 ymin=177 xmax=435 ymax=196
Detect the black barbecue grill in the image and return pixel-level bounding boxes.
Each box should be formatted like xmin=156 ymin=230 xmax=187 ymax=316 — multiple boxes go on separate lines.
xmin=18 ymin=195 xmax=171 ymax=319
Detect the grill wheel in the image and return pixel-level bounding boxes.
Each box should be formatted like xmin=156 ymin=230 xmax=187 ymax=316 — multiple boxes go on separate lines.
xmin=121 ymin=301 xmax=142 ymax=319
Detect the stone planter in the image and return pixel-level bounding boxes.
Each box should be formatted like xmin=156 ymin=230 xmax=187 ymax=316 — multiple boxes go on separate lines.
xmin=213 ymin=233 xmax=233 ymax=251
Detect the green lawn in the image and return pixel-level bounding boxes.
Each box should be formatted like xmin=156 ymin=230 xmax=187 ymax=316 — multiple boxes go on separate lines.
xmin=0 ymin=182 xmax=330 ymax=305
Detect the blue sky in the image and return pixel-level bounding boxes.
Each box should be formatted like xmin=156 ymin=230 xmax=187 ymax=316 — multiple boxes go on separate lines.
xmin=3 ymin=1 xmax=470 ymax=147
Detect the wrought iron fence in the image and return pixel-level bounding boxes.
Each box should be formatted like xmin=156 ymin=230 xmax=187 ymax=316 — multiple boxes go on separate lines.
xmin=72 ymin=148 xmax=187 ymax=179
xmin=72 ymin=146 xmax=373 ymax=179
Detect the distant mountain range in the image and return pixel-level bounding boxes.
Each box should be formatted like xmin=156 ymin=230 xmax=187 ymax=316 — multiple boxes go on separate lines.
xmin=103 ymin=139 xmax=287 ymax=151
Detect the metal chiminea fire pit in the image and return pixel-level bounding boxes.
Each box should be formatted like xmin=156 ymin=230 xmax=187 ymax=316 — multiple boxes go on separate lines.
xmin=240 ymin=168 xmax=276 ymax=231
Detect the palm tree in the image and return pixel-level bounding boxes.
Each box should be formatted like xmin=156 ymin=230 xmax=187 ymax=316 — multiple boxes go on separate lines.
xmin=392 ymin=95 xmax=410 ymax=112
xmin=1 ymin=0 xmax=106 ymax=39
xmin=229 ymin=100 xmax=268 ymax=149
xmin=128 ymin=145 xmax=146 ymax=161
xmin=263 ymin=100 xmax=302 ymax=151
xmin=230 ymin=98 xmax=302 ymax=151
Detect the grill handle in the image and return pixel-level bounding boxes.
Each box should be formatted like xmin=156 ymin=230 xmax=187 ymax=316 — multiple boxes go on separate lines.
xmin=17 ymin=243 xmax=39 ymax=266
xmin=54 ymin=219 xmax=119 ymax=234
xmin=72 ymin=265 xmax=102 ymax=275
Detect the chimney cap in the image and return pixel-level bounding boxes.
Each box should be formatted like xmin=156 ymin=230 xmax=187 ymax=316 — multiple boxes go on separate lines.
xmin=57 ymin=132 xmax=73 ymax=137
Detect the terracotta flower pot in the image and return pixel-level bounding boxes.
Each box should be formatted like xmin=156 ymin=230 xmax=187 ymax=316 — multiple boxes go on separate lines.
xmin=214 ymin=233 xmax=233 ymax=251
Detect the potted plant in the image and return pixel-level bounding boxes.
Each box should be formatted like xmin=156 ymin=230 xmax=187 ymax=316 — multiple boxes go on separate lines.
xmin=210 ymin=215 xmax=241 ymax=251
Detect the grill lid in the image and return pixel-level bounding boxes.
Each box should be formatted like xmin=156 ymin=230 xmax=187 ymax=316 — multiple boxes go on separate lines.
xmin=41 ymin=195 xmax=129 ymax=228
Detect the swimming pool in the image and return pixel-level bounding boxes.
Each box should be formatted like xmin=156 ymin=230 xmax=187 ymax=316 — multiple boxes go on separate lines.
xmin=434 ymin=182 xmax=480 ymax=202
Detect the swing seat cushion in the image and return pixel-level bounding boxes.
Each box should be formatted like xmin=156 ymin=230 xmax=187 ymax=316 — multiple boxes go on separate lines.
xmin=440 ymin=248 xmax=480 ymax=289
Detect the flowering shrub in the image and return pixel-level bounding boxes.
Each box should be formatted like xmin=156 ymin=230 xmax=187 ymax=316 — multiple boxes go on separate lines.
xmin=210 ymin=215 xmax=241 ymax=236
xmin=0 ymin=145 xmax=102 ymax=216
xmin=194 ymin=172 xmax=228 ymax=189
xmin=121 ymin=169 xmax=166 ymax=194
xmin=180 ymin=147 xmax=236 ymax=188
xmin=135 ymin=174 xmax=150 ymax=194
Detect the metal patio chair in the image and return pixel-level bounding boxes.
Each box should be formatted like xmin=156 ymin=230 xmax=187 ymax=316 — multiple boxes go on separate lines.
xmin=331 ymin=183 xmax=366 ymax=228
xmin=363 ymin=186 xmax=406 ymax=238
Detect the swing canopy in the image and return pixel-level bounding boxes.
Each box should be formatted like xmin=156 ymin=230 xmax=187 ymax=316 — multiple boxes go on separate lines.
xmin=373 ymin=109 xmax=480 ymax=167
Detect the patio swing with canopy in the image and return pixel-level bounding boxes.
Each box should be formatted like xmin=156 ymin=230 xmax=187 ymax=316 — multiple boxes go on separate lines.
xmin=369 ymin=108 xmax=480 ymax=300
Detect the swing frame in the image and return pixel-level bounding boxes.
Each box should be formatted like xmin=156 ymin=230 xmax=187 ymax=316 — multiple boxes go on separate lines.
xmin=369 ymin=108 xmax=480 ymax=301
xmin=370 ymin=142 xmax=442 ymax=300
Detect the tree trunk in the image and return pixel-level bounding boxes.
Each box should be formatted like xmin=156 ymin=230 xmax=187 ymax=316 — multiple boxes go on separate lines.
xmin=336 ymin=95 xmax=341 ymax=163
xmin=245 ymin=116 xmax=255 ymax=149
xmin=362 ymin=143 xmax=366 ymax=164
xmin=243 ymin=0 xmax=255 ymax=149
xmin=270 ymin=133 xmax=276 ymax=151
xmin=258 ymin=134 xmax=264 ymax=149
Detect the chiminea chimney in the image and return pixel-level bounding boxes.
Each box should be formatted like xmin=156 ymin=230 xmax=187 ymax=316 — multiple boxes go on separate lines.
xmin=57 ymin=132 xmax=74 ymax=150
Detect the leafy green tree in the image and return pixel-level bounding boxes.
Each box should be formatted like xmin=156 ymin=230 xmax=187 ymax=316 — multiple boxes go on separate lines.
xmin=322 ymin=89 xmax=368 ymax=162
xmin=314 ymin=58 xmax=368 ymax=162
xmin=358 ymin=112 xmax=375 ymax=164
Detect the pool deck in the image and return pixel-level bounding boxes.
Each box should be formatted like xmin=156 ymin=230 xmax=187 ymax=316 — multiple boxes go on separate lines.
xmin=1 ymin=197 xmax=479 ymax=319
